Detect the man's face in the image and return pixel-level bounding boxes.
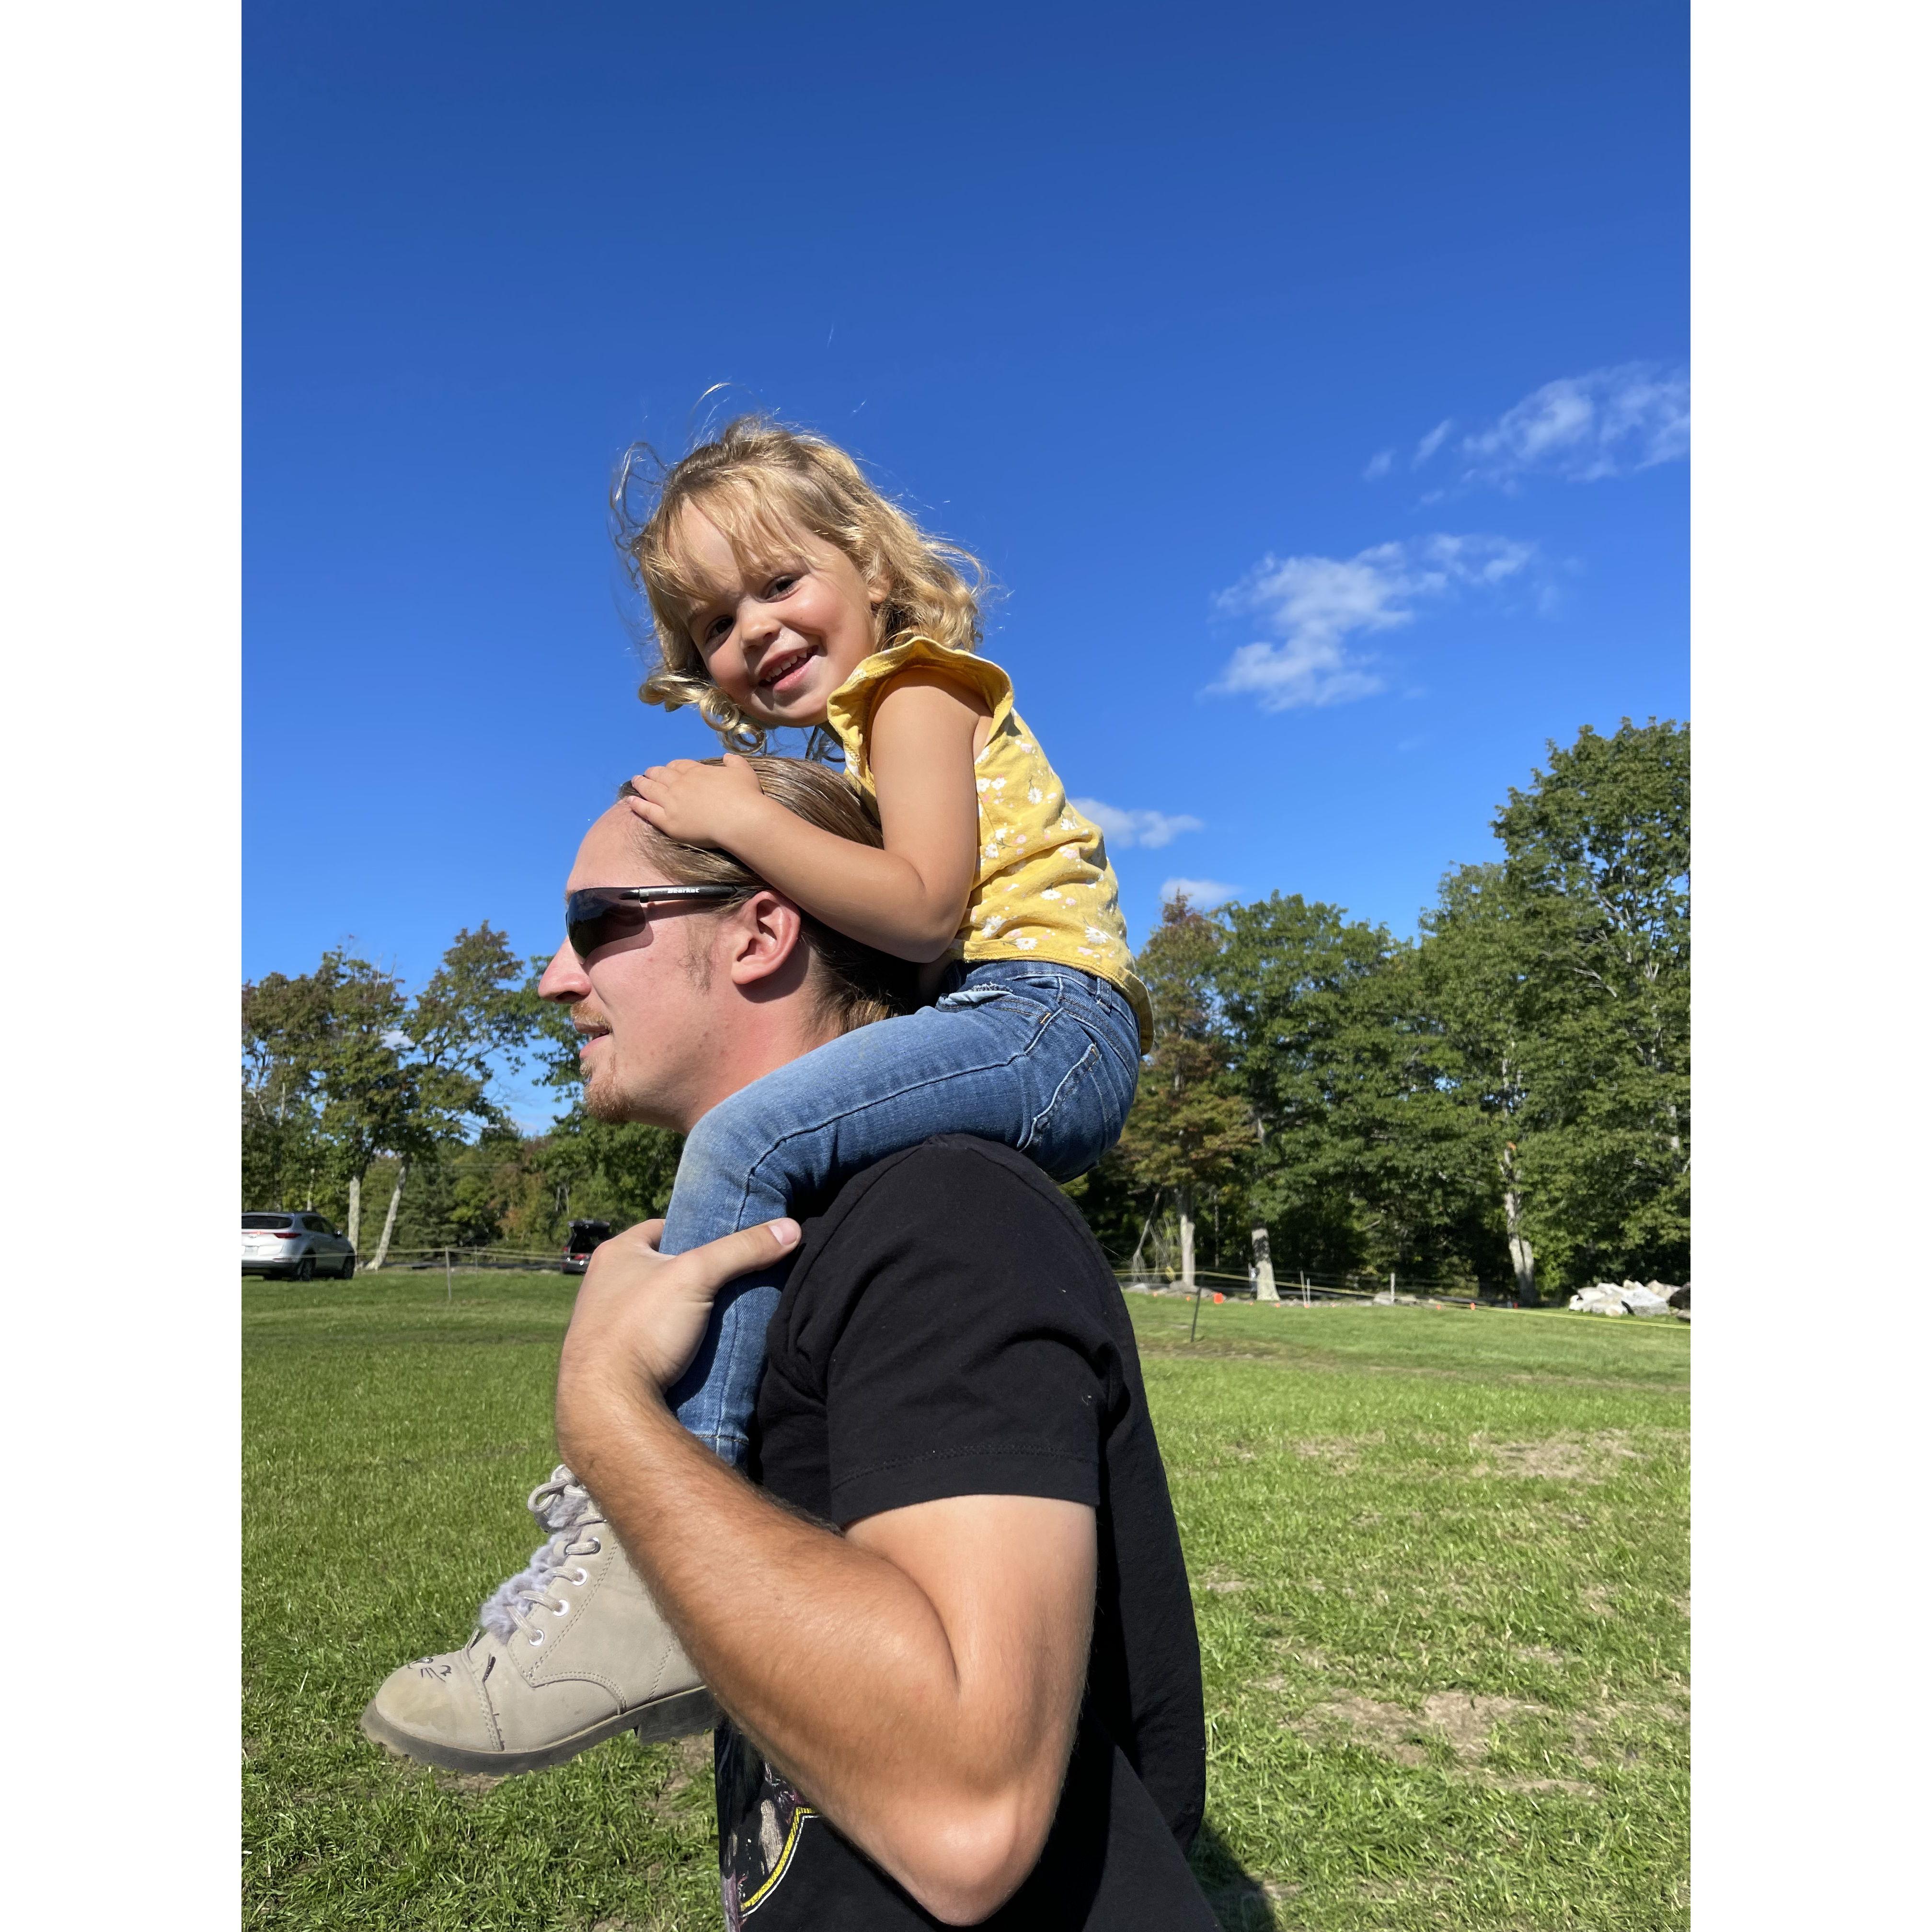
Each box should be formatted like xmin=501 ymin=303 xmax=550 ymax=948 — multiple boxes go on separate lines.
xmin=536 ymin=806 xmax=725 ymax=1131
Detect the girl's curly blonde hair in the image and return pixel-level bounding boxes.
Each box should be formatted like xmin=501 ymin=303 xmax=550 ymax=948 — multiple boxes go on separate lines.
xmin=612 ymin=415 xmax=989 ymax=753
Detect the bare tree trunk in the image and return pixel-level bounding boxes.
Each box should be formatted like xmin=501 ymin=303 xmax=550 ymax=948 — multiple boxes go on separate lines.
xmin=1251 ymin=1226 xmax=1279 ymax=1302
xmin=1177 ymin=1187 xmax=1196 ymax=1296
xmin=346 ymin=1172 xmax=363 ymax=1258
xmin=370 ymin=1162 xmax=407 ymax=1271
xmin=1501 ymin=1141 xmax=1536 ymax=1302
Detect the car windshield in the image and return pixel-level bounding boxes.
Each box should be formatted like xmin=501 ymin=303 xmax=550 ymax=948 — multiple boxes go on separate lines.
xmin=243 ymin=1214 xmax=295 ymax=1230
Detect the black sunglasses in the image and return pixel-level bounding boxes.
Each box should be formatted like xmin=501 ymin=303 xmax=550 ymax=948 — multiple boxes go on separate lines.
xmin=565 ymin=886 xmax=741 ymax=959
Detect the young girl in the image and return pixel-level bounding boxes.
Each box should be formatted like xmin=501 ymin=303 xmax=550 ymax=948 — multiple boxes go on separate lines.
xmin=362 ymin=417 xmax=1151 ymax=1777
xmin=621 ymin=416 xmax=1152 ymax=1462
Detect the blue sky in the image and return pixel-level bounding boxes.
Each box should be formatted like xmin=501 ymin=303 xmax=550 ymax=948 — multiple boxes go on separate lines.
xmin=245 ymin=1 xmax=1687 ymax=1119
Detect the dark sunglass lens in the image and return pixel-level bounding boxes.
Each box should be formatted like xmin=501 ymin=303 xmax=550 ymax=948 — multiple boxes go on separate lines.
xmin=567 ymin=893 xmax=651 ymax=958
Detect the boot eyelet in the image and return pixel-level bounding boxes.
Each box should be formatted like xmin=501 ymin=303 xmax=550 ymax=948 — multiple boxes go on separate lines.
xmin=583 ymin=1538 xmax=601 ymax=1554
xmin=571 ymin=1567 xmax=589 ymax=1586
xmin=528 ymin=1630 xmax=543 ymax=1646
xmin=552 ymin=1599 xmax=569 ymax=1616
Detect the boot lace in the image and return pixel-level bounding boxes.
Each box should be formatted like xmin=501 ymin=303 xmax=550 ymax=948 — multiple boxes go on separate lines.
xmin=477 ymin=1465 xmax=604 ymax=1641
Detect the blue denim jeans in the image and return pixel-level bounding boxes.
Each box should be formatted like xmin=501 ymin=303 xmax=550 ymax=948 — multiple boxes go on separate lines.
xmin=659 ymin=959 xmax=1143 ymax=1461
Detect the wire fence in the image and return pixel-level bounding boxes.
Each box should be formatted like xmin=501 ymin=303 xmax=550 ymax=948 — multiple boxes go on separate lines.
xmin=1113 ymin=1265 xmax=1519 ymax=1311
xmin=356 ymin=1244 xmax=1522 ymax=1314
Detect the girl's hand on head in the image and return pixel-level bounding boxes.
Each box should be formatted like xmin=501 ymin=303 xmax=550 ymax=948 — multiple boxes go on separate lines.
xmin=627 ymin=752 xmax=769 ymax=849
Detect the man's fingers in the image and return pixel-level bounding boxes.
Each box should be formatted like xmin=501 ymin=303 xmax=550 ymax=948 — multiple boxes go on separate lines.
xmin=680 ymin=1218 xmax=802 ymax=1292
xmin=624 ymin=1218 xmax=667 ymax=1253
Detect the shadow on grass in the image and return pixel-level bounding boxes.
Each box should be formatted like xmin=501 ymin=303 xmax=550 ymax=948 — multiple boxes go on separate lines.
xmin=1191 ymin=1817 xmax=1283 ymax=1930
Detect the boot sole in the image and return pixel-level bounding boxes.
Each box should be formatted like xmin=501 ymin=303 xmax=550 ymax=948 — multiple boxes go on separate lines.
xmin=359 ymin=1683 xmax=721 ymax=1777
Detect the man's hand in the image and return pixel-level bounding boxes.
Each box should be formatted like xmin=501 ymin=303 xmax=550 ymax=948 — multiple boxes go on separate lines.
xmin=554 ymin=1216 xmax=799 ymax=1458
xmin=627 ymin=752 xmax=770 ymax=849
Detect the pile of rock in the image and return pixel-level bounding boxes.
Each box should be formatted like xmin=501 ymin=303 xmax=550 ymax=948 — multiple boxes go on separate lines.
xmin=1567 ymin=1279 xmax=1686 ymax=1317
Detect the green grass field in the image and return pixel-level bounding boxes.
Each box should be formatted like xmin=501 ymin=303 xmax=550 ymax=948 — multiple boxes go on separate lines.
xmin=243 ymin=1275 xmax=1688 ymax=1931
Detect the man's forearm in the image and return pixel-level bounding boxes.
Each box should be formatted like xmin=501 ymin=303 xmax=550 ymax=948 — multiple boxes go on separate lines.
xmin=561 ymin=1385 xmax=1052 ymax=1903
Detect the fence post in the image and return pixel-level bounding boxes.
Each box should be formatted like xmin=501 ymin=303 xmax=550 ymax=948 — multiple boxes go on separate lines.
xmin=1251 ymin=1227 xmax=1279 ymax=1304
xmin=445 ymin=1247 xmax=452 ymax=1303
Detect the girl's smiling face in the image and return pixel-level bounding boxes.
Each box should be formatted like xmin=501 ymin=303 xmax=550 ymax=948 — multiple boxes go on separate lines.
xmin=674 ymin=506 xmax=884 ymax=729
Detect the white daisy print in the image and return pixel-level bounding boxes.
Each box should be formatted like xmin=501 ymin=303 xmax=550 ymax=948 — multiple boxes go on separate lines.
xmin=1013 ymin=936 xmax=1038 ymax=950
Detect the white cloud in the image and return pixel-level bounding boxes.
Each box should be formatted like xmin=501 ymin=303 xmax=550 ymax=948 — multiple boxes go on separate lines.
xmin=1362 ymin=448 xmax=1394 ymax=481
xmin=1161 ymin=877 xmax=1238 ymax=909
xmin=1408 ymin=362 xmax=1689 ymax=491
xmin=1207 ymin=533 xmax=1537 ymax=712
xmin=1070 ymin=798 xmax=1204 ymax=850
xmin=1413 ymin=418 xmax=1454 ymax=467
xmin=380 ymin=1028 xmax=414 ymax=1050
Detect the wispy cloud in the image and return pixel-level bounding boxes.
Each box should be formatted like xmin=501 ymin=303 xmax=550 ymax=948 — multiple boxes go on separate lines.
xmin=1413 ymin=418 xmax=1454 ymax=467
xmin=1162 ymin=877 xmax=1238 ymax=909
xmin=1207 ymin=534 xmax=1538 ymax=712
xmin=1374 ymin=363 xmax=1689 ymax=494
xmin=1070 ymin=799 xmax=1204 ymax=850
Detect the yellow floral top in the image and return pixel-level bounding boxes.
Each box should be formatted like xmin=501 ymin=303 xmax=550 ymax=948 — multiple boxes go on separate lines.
xmin=824 ymin=636 xmax=1153 ymax=1052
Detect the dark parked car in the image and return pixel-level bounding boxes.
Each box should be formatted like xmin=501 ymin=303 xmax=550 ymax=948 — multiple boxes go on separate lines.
xmin=242 ymin=1210 xmax=357 ymax=1280
xmin=562 ymin=1219 xmax=613 ymax=1274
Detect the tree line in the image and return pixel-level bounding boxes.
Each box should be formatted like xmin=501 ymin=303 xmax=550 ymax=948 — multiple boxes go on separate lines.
xmin=242 ymin=717 xmax=1687 ymax=1300
xmin=1081 ymin=718 xmax=1689 ymax=1301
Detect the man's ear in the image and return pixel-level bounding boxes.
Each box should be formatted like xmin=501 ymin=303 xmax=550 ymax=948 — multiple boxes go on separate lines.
xmin=725 ymin=889 xmax=808 ymax=990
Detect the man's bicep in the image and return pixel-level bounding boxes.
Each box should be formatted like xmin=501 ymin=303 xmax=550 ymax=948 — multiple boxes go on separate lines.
xmin=848 ymin=1494 xmax=1096 ymax=1768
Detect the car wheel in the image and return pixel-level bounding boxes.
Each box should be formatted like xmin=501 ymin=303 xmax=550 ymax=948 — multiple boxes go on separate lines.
xmin=295 ymin=1255 xmax=315 ymax=1282
xmin=338 ymin=1254 xmax=356 ymax=1278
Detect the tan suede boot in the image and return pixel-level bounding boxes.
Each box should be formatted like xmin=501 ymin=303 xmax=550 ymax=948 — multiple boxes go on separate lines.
xmin=361 ymin=1466 xmax=717 ymax=1775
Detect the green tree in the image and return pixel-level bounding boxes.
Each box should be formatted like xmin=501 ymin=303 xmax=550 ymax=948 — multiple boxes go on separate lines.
xmin=241 ymin=969 xmax=332 ymax=1210
xmin=306 ymin=952 xmax=426 ymax=1255
xmin=1415 ymin=862 xmax=1543 ymax=1298
xmin=364 ymin=924 xmax=547 ymax=1267
xmin=1486 ymin=718 xmax=1690 ymax=1286
xmin=1115 ymin=897 xmax=1253 ymax=1292
xmin=1222 ymin=895 xmax=1498 ymax=1291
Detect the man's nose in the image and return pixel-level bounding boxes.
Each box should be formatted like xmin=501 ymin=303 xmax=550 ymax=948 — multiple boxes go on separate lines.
xmin=538 ymin=939 xmax=587 ymax=1003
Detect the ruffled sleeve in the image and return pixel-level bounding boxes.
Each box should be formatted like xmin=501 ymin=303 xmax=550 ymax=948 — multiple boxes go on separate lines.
xmin=824 ymin=636 xmax=1014 ymax=790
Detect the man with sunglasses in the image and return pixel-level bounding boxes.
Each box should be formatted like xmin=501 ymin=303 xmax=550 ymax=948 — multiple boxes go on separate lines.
xmin=364 ymin=758 xmax=1212 ymax=1929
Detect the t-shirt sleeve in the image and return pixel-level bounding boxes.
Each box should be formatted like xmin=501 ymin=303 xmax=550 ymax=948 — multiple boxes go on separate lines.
xmin=824 ymin=636 xmax=1015 ymax=783
xmin=815 ymin=1144 xmax=1110 ymax=1526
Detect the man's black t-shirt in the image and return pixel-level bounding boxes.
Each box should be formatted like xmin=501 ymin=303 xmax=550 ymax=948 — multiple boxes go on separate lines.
xmin=713 ymin=1136 xmax=1215 ymax=1930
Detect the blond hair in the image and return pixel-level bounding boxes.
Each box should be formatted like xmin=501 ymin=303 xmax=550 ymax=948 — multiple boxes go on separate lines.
xmin=613 ymin=415 xmax=989 ymax=752
xmin=615 ymin=756 xmax=914 ymax=1035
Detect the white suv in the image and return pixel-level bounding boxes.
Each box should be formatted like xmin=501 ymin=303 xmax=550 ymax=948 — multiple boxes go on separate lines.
xmin=242 ymin=1211 xmax=357 ymax=1281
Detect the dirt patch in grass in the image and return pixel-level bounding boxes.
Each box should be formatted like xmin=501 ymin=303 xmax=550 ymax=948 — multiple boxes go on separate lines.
xmin=640 ymin=1732 xmax=713 ymax=1820
xmin=1299 ymin=1690 xmax=1537 ymax=1766
xmin=1471 ymin=1432 xmax=1644 ymax=1481
xmin=1292 ymin=1431 xmax=1384 ymax=1472
xmin=432 ymin=1768 xmax=509 ymax=1795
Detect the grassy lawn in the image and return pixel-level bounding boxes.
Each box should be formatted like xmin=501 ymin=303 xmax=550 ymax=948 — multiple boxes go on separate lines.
xmin=243 ymin=1275 xmax=1688 ymax=1931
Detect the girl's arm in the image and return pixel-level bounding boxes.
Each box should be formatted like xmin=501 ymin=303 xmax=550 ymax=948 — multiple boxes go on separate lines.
xmin=629 ymin=669 xmax=987 ymax=963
